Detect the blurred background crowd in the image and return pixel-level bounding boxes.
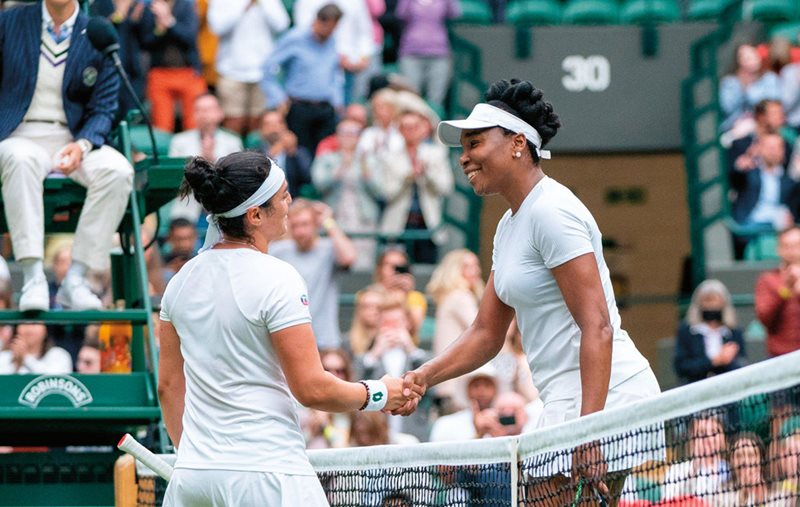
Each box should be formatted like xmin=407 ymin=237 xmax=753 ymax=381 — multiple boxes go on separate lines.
xmin=0 ymin=0 xmax=798 ymax=481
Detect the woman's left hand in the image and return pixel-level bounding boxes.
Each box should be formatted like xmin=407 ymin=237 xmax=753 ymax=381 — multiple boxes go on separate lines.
xmin=572 ymin=440 xmax=608 ymax=500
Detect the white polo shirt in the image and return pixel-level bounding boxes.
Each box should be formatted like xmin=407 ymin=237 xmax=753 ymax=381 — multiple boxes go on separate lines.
xmin=492 ymin=176 xmax=650 ymax=407
xmin=160 ymin=249 xmax=315 ymax=475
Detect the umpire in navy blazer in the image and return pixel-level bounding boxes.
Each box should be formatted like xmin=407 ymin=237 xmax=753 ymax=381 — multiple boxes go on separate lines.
xmin=0 ymin=1 xmax=118 ymax=147
xmin=0 ymin=0 xmax=133 ymax=312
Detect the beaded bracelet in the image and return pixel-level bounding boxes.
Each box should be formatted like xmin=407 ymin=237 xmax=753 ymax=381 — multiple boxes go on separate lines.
xmin=358 ymin=381 xmax=370 ymax=411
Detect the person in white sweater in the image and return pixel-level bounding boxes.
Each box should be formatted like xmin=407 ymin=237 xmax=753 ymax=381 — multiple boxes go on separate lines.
xmin=207 ymin=0 xmax=290 ymax=135
xmin=0 ymin=323 xmax=72 ymax=374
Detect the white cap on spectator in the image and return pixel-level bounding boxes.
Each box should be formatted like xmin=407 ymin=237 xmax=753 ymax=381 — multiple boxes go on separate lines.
xmin=395 ymin=90 xmax=441 ymax=128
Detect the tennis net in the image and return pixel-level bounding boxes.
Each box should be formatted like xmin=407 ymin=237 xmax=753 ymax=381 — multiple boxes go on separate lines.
xmin=127 ymin=350 xmax=800 ymax=506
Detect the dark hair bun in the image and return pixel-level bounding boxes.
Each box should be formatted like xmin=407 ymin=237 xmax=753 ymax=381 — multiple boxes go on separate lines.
xmin=178 ymin=152 xmax=273 ymax=239
xmin=183 ymin=157 xmax=219 ymax=212
xmin=485 ymin=79 xmax=561 ymax=147
xmin=181 ymin=151 xmax=273 ymax=214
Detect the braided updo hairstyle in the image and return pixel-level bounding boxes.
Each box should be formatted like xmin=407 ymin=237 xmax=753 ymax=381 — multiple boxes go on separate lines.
xmin=180 ymin=151 xmax=274 ymax=240
xmin=485 ymin=79 xmax=561 ymax=164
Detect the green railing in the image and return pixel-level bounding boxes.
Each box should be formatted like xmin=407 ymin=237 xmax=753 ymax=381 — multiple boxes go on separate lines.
xmin=680 ymin=1 xmax=745 ymax=287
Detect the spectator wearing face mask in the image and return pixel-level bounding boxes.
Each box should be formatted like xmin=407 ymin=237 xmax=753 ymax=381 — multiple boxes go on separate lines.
xmin=673 ymin=279 xmax=747 ymax=385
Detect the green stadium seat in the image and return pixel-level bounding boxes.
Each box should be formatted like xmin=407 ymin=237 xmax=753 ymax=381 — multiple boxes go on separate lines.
xmin=562 ymin=0 xmax=619 ymax=25
xmin=458 ymin=0 xmax=494 ymax=25
xmin=634 ymin=475 xmax=662 ymax=503
xmin=506 ymin=0 xmax=562 ymax=25
xmin=744 ymin=232 xmax=780 ymax=261
xmin=129 ymin=124 xmax=173 ymax=158
xmin=244 ymin=130 xmax=262 ymax=150
xmin=769 ymin=21 xmax=800 ymax=44
xmin=750 ymin=0 xmax=800 ymax=22
xmin=687 ymin=0 xmax=728 ymax=20
xmin=620 ymin=0 xmax=681 ymax=23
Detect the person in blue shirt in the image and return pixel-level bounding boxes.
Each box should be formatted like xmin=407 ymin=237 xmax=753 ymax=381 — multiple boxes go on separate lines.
xmin=261 ymin=3 xmax=344 ymax=155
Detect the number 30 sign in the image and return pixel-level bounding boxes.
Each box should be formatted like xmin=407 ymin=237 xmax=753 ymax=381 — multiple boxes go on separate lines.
xmin=562 ymin=55 xmax=611 ymax=92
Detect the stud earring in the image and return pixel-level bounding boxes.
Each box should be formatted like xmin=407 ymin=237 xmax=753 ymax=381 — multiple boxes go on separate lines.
xmin=514 ymin=152 xmax=522 ymax=159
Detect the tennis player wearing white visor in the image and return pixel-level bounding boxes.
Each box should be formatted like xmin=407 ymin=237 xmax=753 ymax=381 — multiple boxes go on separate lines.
xmin=392 ymin=79 xmax=661 ymax=505
xmin=157 ymin=151 xmax=419 ymax=506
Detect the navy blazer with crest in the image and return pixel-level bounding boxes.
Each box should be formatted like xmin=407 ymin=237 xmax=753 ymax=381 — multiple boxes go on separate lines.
xmin=0 ymin=2 xmax=119 ymax=148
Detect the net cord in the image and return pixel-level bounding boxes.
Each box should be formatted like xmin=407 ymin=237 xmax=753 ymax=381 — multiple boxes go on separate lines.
xmin=308 ymin=434 xmax=519 ymax=472
xmin=134 ymin=437 xmax=519 ymax=476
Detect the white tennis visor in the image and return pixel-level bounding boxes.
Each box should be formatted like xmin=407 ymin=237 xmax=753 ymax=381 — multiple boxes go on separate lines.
xmin=437 ymin=103 xmax=551 ymax=159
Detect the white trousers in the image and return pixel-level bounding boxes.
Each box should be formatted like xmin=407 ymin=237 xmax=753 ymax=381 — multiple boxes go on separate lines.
xmin=0 ymin=122 xmax=133 ymax=270
xmin=164 ymin=469 xmax=330 ymax=507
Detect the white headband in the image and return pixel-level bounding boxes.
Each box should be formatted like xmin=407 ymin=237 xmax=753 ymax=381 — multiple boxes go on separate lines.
xmin=199 ymin=164 xmax=286 ymax=253
xmin=437 ymin=103 xmax=551 ymax=159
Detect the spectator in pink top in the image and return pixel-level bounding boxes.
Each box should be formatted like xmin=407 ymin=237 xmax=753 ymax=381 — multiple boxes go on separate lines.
xmin=396 ymin=0 xmax=460 ymax=111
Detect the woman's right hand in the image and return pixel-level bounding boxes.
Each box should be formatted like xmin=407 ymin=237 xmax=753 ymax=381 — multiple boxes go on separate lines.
xmin=380 ymin=374 xmax=422 ymax=412
xmin=387 ymin=369 xmax=429 ymax=416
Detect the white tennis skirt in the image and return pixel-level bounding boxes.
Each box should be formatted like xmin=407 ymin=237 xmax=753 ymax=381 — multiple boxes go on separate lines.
xmin=163 ymin=468 xmax=330 ymax=507
xmin=527 ymin=367 xmax=665 ymax=476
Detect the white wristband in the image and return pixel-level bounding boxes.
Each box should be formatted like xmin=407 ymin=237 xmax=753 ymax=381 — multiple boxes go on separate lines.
xmin=362 ymin=379 xmax=388 ymax=411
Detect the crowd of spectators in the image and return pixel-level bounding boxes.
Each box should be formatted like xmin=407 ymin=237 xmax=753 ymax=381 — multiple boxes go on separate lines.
xmin=673 ymin=227 xmax=800 ymax=385
xmin=0 ymin=3 xmax=799 ymax=505
xmin=720 ymin=42 xmax=800 ymax=258
xmin=618 ymin=406 xmax=800 ymax=507
xmin=0 ymin=2 xmax=528 ymax=475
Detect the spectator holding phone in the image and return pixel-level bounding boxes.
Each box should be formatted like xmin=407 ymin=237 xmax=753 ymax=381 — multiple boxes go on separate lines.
xmin=372 ymin=246 xmax=427 ymax=335
xmin=357 ymin=294 xmax=430 ymax=441
xmin=429 ymin=364 xmax=498 ymax=442
xmin=474 ymin=391 xmax=532 ymax=438
xmin=358 ymin=294 xmax=427 ymax=381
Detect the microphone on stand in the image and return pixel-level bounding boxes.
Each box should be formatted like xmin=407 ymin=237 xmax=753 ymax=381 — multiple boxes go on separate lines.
xmin=86 ymin=16 xmax=159 ymax=164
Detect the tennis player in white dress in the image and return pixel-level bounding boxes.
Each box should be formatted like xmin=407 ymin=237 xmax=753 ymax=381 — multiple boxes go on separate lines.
xmin=157 ymin=152 xmax=418 ymax=506
xmin=393 ymin=79 xmax=661 ymax=505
